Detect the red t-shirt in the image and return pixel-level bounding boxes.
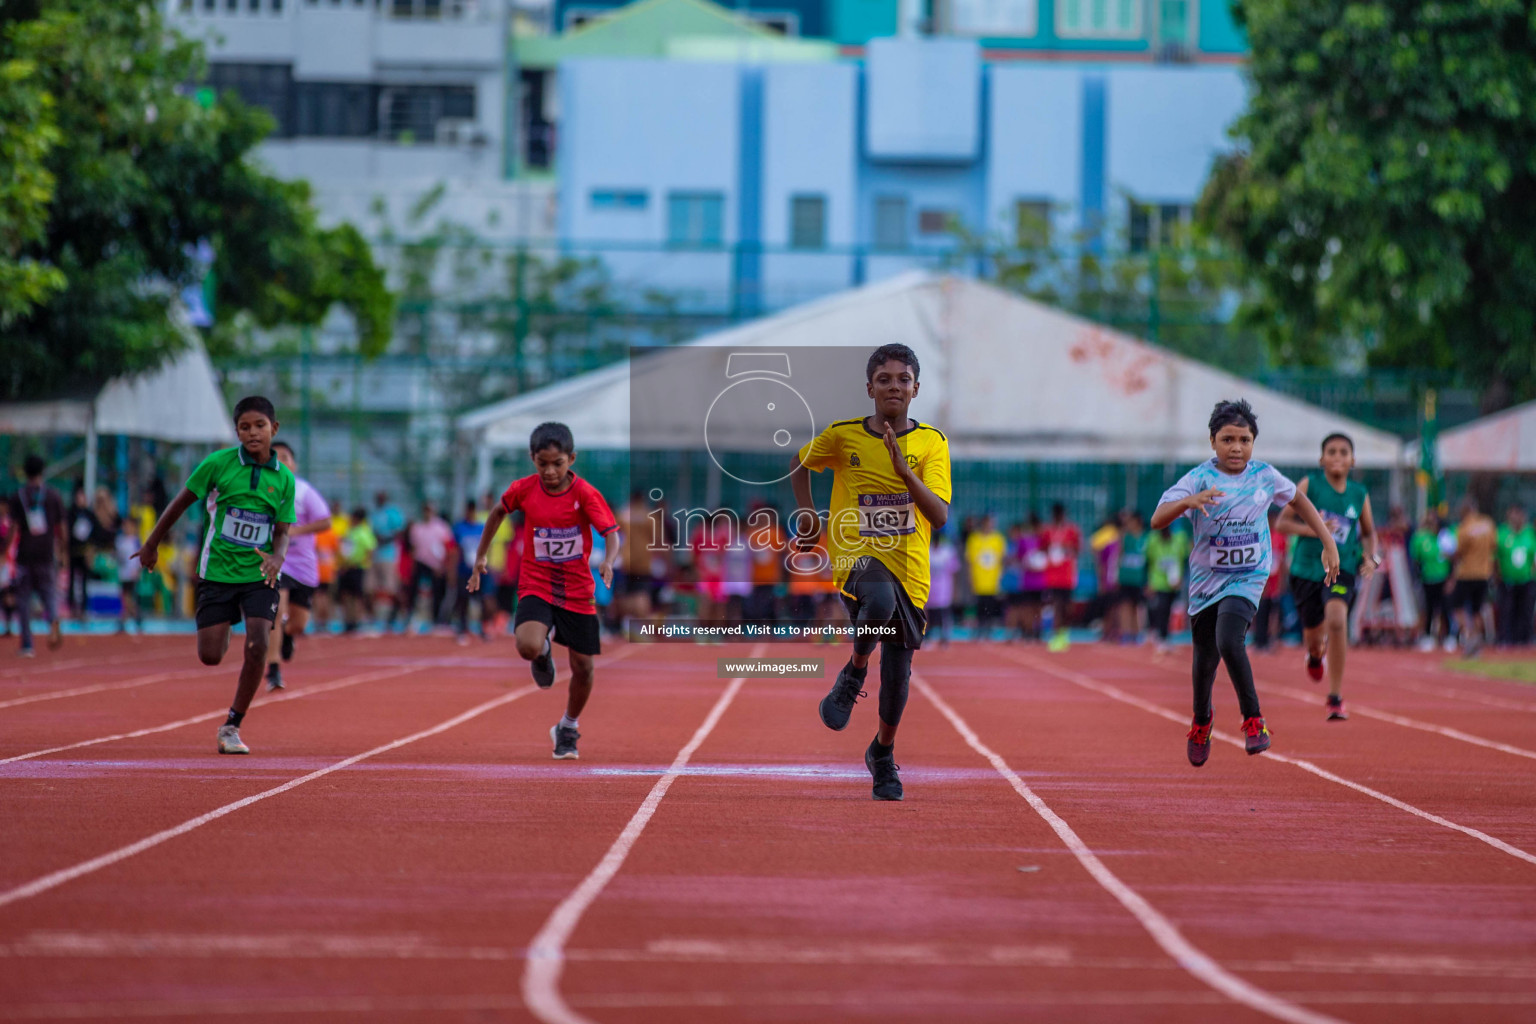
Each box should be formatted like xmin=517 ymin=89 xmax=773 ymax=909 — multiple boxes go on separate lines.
xmin=500 ymin=473 xmax=617 ymax=613
xmin=1041 ymin=523 xmax=1081 ymax=591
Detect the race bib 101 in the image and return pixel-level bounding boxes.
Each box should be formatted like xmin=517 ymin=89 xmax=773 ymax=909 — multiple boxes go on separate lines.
xmin=219 ymin=508 xmax=273 ymax=549
xmin=1207 ymin=531 xmax=1264 ymax=574
xmin=857 ymin=492 xmax=916 ymax=538
xmin=533 ymin=525 xmax=583 ymax=563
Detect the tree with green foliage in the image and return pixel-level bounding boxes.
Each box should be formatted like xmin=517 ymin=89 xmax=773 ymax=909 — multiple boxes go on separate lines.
xmin=0 ymin=0 xmax=393 ymax=400
xmin=1202 ymin=0 xmax=1536 ymax=410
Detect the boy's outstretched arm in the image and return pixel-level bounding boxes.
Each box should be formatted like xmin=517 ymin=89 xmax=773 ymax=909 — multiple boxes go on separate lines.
xmin=467 ymin=504 xmax=509 ymax=592
xmin=1288 ymin=491 xmax=1340 ymax=584
xmin=1274 ymin=476 xmax=1317 ymax=537
xmin=134 ymin=488 xmax=199 ymax=571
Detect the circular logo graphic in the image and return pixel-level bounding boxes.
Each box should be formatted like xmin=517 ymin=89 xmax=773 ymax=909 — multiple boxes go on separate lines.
xmin=704 ymin=376 xmax=816 ymax=486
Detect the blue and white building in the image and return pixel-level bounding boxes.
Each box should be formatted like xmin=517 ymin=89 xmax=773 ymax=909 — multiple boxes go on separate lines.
xmin=558 ymin=36 xmax=1246 ymax=312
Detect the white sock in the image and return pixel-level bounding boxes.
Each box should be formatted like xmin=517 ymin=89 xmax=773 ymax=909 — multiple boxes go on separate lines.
xmin=559 ymin=714 xmax=579 ymax=730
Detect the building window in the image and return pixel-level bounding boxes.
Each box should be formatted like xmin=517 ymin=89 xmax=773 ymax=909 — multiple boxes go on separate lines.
xmin=917 ymin=209 xmax=955 ymax=236
xmin=873 ymin=196 xmax=909 ymax=251
xmin=667 ymin=192 xmax=725 ymax=248
xmin=591 ymin=189 xmax=647 ymax=211
xmin=789 ymin=195 xmax=826 ymax=250
xmin=746 ymin=12 xmax=799 ymax=35
xmin=1015 ymin=199 xmax=1052 ymax=247
xmin=388 ymin=0 xmax=469 ymax=16
xmin=950 ymin=0 xmax=1037 ymax=37
xmin=295 ymin=81 xmax=378 ymax=138
xmin=1057 ymin=0 xmax=1140 ymax=38
xmin=380 ymin=85 xmax=476 ymax=143
xmin=207 ymin=62 xmax=296 ymax=136
xmin=1128 ymin=201 xmax=1192 ymax=252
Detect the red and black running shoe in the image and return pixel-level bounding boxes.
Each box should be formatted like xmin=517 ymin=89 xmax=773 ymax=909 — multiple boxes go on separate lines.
xmin=1305 ymin=654 xmax=1324 ymax=682
xmin=1187 ymin=720 xmax=1213 ymax=768
xmin=1241 ymin=716 xmax=1271 ymax=755
xmin=1326 ymin=694 xmax=1348 ymax=721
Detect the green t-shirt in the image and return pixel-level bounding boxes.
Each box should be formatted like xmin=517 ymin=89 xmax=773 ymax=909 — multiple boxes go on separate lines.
xmin=1145 ymin=529 xmax=1192 ymax=592
xmin=1497 ymin=524 xmax=1536 ymax=585
xmin=1410 ymin=529 xmax=1452 ymax=584
xmin=186 ymin=446 xmax=297 ymax=584
xmin=1291 ymin=471 xmax=1368 ymax=581
xmin=1118 ymin=531 xmax=1149 ymax=588
xmin=340 ymin=521 xmax=377 ymax=569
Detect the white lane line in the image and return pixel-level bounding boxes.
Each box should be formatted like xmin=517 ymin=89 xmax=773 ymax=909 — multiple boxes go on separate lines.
xmin=1374 ymin=667 xmax=1536 ymax=713
xmin=1263 ymin=682 xmax=1536 ymax=762
xmin=0 ymin=684 xmax=540 ymax=910
xmin=914 ymin=674 xmax=1346 ymax=1024
xmin=0 ymin=647 xmax=182 ymax=682
xmin=0 ymin=666 xmax=419 ymax=767
xmin=1005 ymin=652 xmax=1536 ymax=868
xmin=0 ymin=669 xmax=212 ymax=710
xmin=0 ymin=643 xmax=372 ymax=711
xmin=521 ymin=643 xmax=763 ymax=1024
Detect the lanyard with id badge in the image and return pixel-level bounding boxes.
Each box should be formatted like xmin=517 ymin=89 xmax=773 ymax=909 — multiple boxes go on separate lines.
xmin=533 ymin=525 xmax=584 ymax=563
xmin=22 ymin=488 xmax=49 ymax=537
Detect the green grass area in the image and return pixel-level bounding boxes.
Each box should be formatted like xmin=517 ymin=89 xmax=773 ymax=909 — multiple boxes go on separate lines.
xmin=1445 ymin=659 xmax=1536 ymax=686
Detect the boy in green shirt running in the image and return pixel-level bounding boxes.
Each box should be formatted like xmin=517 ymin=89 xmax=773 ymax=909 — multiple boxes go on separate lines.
xmin=1116 ymin=512 xmax=1149 ymax=642
xmin=136 ymin=396 xmax=296 ymax=754
xmin=1144 ymin=524 xmax=1191 ymax=653
xmin=1277 ymin=433 xmax=1378 ymax=721
xmin=1410 ymin=510 xmax=1454 ymax=651
xmin=1497 ymin=506 xmax=1535 ymax=646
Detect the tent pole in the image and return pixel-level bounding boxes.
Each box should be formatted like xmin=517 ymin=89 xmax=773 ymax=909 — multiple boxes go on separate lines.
xmin=473 ymin=437 xmax=493 ymax=503
xmin=84 ymin=412 xmax=99 ymax=499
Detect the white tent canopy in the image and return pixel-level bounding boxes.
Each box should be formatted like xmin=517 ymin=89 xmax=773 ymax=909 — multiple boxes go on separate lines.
xmin=460 ymin=272 xmax=1405 ymax=482
xmin=0 ymin=332 xmax=233 ymax=493
xmin=1406 ymin=398 xmax=1536 ymax=472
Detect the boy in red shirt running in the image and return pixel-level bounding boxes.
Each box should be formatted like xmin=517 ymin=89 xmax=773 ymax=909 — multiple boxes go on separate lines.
xmin=468 ymin=422 xmax=619 ymax=760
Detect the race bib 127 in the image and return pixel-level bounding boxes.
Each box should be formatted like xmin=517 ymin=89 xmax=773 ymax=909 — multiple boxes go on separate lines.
xmin=533 ymin=525 xmax=583 ymax=563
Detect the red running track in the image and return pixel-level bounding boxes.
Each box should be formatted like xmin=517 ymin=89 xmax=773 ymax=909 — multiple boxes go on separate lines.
xmin=0 ymin=633 xmax=1534 ymax=1022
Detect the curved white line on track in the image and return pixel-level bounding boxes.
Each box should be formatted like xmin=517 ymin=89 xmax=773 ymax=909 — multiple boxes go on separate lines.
xmin=521 ymin=643 xmax=763 ymax=1024
xmin=1007 ymin=652 xmax=1536 ymax=868
xmin=914 ymin=674 xmax=1346 ymax=1024
xmin=0 ymin=665 xmax=420 ymax=767
xmin=0 ymin=684 xmax=540 ymax=909
xmin=0 ymin=646 xmax=185 ymax=681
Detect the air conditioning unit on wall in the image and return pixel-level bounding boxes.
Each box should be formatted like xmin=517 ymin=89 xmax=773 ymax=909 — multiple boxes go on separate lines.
xmin=435 ymin=119 xmax=490 ymax=147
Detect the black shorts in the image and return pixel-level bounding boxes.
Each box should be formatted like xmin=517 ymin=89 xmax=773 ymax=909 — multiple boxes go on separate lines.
xmin=338 ymin=567 xmax=366 ymax=597
xmin=1046 ymin=587 xmax=1074 ymax=605
xmin=278 ymin=574 xmax=316 ymax=609
xmin=839 ymin=555 xmax=927 ymax=650
xmin=195 ymin=579 xmax=280 ymax=630
xmin=513 ymin=593 xmax=602 ymax=656
xmin=1454 ymin=579 xmax=1490 ymax=615
xmin=975 ymin=594 xmax=1003 ymax=621
xmin=1291 ymin=571 xmax=1357 ymax=630
xmin=1117 ymin=584 xmax=1145 ymax=606
xmin=614 ymin=569 xmax=652 ymax=597
xmin=1018 ymin=590 xmax=1043 ymax=606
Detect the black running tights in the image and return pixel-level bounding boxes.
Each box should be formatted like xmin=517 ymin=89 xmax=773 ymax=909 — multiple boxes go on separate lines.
xmin=847 ymin=572 xmax=913 ymax=728
xmin=1191 ymin=596 xmax=1260 ymax=723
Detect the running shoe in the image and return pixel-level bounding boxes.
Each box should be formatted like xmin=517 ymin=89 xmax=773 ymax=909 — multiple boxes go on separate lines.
xmin=550 ymin=723 xmax=580 ymax=760
xmin=1241 ymin=716 xmax=1271 ymax=755
xmin=531 ymin=639 xmax=556 ymax=689
xmin=1416 ymin=636 xmax=1436 ymax=653
xmin=217 ymin=724 xmax=249 ymax=755
xmin=265 ymin=664 xmax=285 ymax=692
xmin=1047 ymin=629 xmax=1071 ymax=653
xmin=1187 ymin=719 xmax=1213 ymax=767
xmin=18 ymin=646 xmax=35 ymax=658
xmin=1326 ymin=695 xmax=1348 ymax=721
xmin=280 ymin=630 xmax=295 ymax=662
xmin=818 ymin=660 xmax=867 ymax=731
xmin=1305 ymin=654 xmax=1324 ymax=682
xmin=865 ymin=740 xmax=903 ymax=801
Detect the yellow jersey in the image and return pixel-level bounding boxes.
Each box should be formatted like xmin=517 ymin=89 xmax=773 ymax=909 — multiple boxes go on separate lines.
xmin=965 ymin=530 xmax=1006 ymax=596
xmin=797 ymin=416 xmax=952 ymax=608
